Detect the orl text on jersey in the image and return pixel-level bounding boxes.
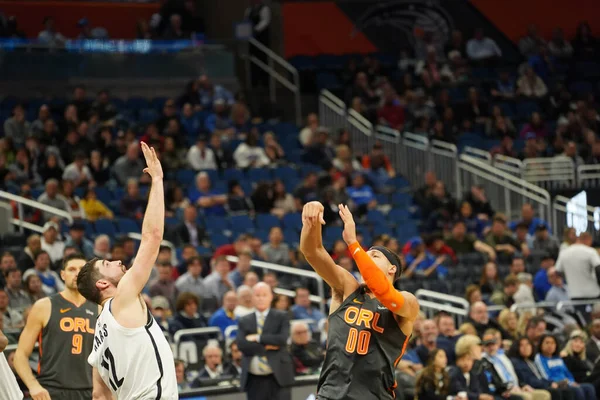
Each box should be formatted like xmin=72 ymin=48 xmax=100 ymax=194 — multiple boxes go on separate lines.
xmin=342 ymin=306 xmax=386 ymax=356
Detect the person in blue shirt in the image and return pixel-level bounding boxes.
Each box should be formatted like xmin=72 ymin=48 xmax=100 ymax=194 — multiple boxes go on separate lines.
xmin=535 ymin=334 xmax=596 ymax=400
xmin=208 ymin=290 xmax=238 ymax=336
xmin=346 ymin=173 xmax=376 ymax=217
xmin=533 ymin=254 xmax=555 ymax=300
xmin=198 ymin=74 xmax=235 ymax=109
xmin=290 ymin=287 xmax=324 ymax=331
xmin=404 ymin=237 xmax=448 ymax=279
xmin=187 ymin=171 xmax=227 ymax=216
xmin=204 ymin=98 xmax=233 ymax=135
xmin=509 ymin=203 xmax=551 ymax=235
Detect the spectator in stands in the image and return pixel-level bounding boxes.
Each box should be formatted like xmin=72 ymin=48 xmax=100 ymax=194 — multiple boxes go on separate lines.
xmin=404 ymin=237 xmax=447 ymax=279
xmin=515 ymin=222 xmax=534 ymax=249
xmin=91 ymin=90 xmax=117 ymax=122
xmin=226 ymin=341 xmax=243 ymax=377
xmin=3 ymin=104 xmax=29 ymax=149
xmin=299 ymin=113 xmax=319 ymax=148
xmin=61 ymin=180 xmax=84 ymax=220
xmin=175 ymin=359 xmax=190 ymax=392
xmin=194 ymin=343 xmax=228 ymax=383
xmin=262 ymin=272 xmax=279 ymax=292
xmin=175 ymin=256 xmax=207 ymax=302
xmin=38 ymin=152 xmax=63 ymax=183
xmin=37 ymin=16 xmax=65 ymax=46
xmin=187 ymin=135 xmax=217 ymax=171
xmin=517 ymin=66 xmax=548 ymax=99
xmin=148 ymin=260 xmax=177 ymax=308
xmin=532 ymin=226 xmax=560 ymax=259
xmin=25 ymin=250 xmax=63 ymax=295
xmin=174 ymin=205 xmax=206 ymax=247
xmin=377 ymin=83 xmax=406 ymax=131
xmin=586 ymin=320 xmax=600 ymax=364
xmin=486 ymin=214 xmax=529 ymax=259
xmin=450 ymin=334 xmax=498 ymax=400
xmin=332 ymin=144 xmax=362 ymax=174
xmin=466 ymin=28 xmax=502 ymax=62
xmin=213 ymin=234 xmax=251 ymax=269
xmin=112 ymin=141 xmax=145 ymax=186
xmin=204 ymin=256 xmax=234 ymax=309
xmin=162 ymin=14 xmax=185 ymax=40
xmin=468 ymin=301 xmax=508 ymax=338
xmin=572 ymin=22 xmax=597 ymax=61
xmin=88 ymin=150 xmax=110 ymax=187
xmin=205 ymin=99 xmax=234 ymax=138
xmin=294 ymin=172 xmax=319 ymax=210
xmin=3 ymin=268 xmax=30 ymax=313
xmin=536 ymin=334 xmax=596 ymax=400
xmin=547 ymin=28 xmax=573 ymax=59
xmin=519 ymin=24 xmax=546 ymax=58
xmin=80 ymin=188 xmax=113 ymax=222
xmin=17 ymin=234 xmax=41 ymax=273
xmin=525 ymin=317 xmax=547 ymax=349
xmin=197 ymin=74 xmax=234 ymax=109
xmin=415 ymin=319 xmax=439 ymax=364
xmin=233 ymin=130 xmax=269 ymax=169
xmin=235 ymin=285 xmax=254 ymax=318
xmin=36 ymin=179 xmax=70 ymax=222
xmin=491 ymin=275 xmax=520 ymax=308
xmin=62 ymin=152 xmax=92 ymax=188
xmin=562 ymin=330 xmax=598 ymax=387
xmin=168 ymin=292 xmax=208 ymax=336
xmin=463 ymin=185 xmax=494 ymax=219
xmin=40 ymin=221 xmax=64 ymax=265
xmin=560 ymin=228 xmax=577 ymax=253
xmin=0 ymin=252 xmax=15 ymax=287
xmin=556 ymin=232 xmax=600 ymax=302
xmin=120 ymin=178 xmax=146 ymax=220
xmin=423 ymin=180 xmax=456 ymax=221
xmin=23 ymin=272 xmax=45 ymax=303
xmin=188 ymin=171 xmax=227 ymax=216
xmin=292 ymin=287 xmax=324 ymax=328
xmin=261 ymin=227 xmax=291 ymax=266
xmin=498 ymin=309 xmax=519 ymax=340
xmin=545 ymin=267 xmax=569 ymax=304
xmin=445 ymin=220 xmax=496 ymax=259
xmin=303 ymin=127 xmax=335 ymax=167
xmin=346 ymin=173 xmax=376 ymax=217
xmin=290 ymin=320 xmax=324 ymax=374
xmin=514 ymin=273 xmax=536 ymax=306
xmin=271 ymin=179 xmax=295 ymax=217
xmin=510 ymin=204 xmax=551 ymax=236
xmin=459 ymin=201 xmax=486 ymax=238
xmin=435 ymin=313 xmax=460 ymax=363
xmin=532 ymin=254 xmax=555 ymax=300
xmin=166 ymin=186 xmax=191 ymax=219
xmin=228 ymin=251 xmax=254 ymax=288
xmin=10 ymin=148 xmax=40 ymax=187
xmin=520 ymin=112 xmax=549 ymax=140
xmin=150 ymin=295 xmax=172 ymax=332
xmin=480 ymin=261 xmax=503 ymax=298
xmin=0 ymin=288 xmax=23 ymax=330
xmin=483 ymin=329 xmax=552 ymax=400
xmin=209 ymin=290 xmax=238 ymax=335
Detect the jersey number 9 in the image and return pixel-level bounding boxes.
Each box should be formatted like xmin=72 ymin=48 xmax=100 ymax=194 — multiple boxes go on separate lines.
xmin=71 ymin=334 xmax=83 ymax=354
xmin=345 ymin=328 xmax=371 ymax=355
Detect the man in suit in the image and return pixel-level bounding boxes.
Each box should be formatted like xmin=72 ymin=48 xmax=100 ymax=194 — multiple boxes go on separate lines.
xmin=237 ymin=282 xmax=294 ymax=400
xmin=175 ymin=205 xmax=206 ymax=247
xmin=586 ymin=319 xmax=600 ymax=364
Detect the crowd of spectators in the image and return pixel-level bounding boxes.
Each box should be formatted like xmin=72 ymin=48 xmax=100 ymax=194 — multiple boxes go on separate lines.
xmin=330 ymin=21 xmax=600 ymax=166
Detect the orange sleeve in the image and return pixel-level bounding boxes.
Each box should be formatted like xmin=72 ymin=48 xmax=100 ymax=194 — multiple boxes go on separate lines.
xmin=348 ymin=242 xmax=405 ymax=312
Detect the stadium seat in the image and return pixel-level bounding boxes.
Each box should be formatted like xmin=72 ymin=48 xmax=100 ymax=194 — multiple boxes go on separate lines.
xmin=204 ymin=216 xmax=229 ymax=233
xmin=282 ymin=213 xmax=302 ymax=231
xmin=196 ymin=246 xmax=212 ymax=256
xmin=388 ymin=208 xmax=412 ymax=222
xmin=255 ymin=213 xmax=280 ymax=231
xmin=2 ymin=232 xmax=26 ymax=247
xmin=254 ymin=229 xmax=269 ymax=243
xmin=324 ymin=226 xmax=343 ymax=242
xmin=209 ymin=232 xmax=230 ymax=247
xmin=94 ymin=187 xmax=113 ymax=206
xmin=222 ymin=168 xmax=244 ymax=183
xmin=391 ymin=192 xmax=412 ymax=207
xmin=176 ymin=169 xmax=196 ymax=185
xmin=366 ymin=209 xmax=386 ymax=226
xmin=95 ymin=219 xmax=116 ymax=237
xmin=117 ymin=218 xmax=140 ymax=234
xmin=372 ymin=224 xmax=394 ymax=237
xmin=283 ymin=229 xmax=300 ymax=247
xmin=247 ymin=168 xmax=272 ymax=183
xmin=229 ymin=215 xmax=254 ymax=234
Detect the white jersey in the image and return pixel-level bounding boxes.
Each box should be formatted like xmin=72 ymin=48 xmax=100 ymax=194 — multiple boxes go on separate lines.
xmin=0 ymin=352 xmax=23 ymax=399
xmin=88 ymin=298 xmax=177 ymax=399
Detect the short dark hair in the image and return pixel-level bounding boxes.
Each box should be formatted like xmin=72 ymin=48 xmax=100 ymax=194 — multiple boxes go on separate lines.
xmin=77 ymin=257 xmax=103 ymax=304
xmin=62 ymin=253 xmax=86 ymax=270
xmin=527 ymin=316 xmax=546 ymax=331
xmin=186 ymin=256 xmax=201 ymax=268
xmin=4 ymin=267 xmax=18 ymax=278
xmin=175 ymin=292 xmax=199 ymax=312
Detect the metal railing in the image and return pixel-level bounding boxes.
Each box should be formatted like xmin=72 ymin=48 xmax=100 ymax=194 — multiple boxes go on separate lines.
xmin=552 ymin=194 xmax=600 ymax=237
xmin=523 ymin=157 xmax=577 ymax=190
xmin=415 ymin=289 xmax=470 ymax=325
xmin=0 ymin=190 xmax=74 ymax=226
xmin=225 ymin=255 xmax=326 ymax=316
xmin=400 ymin=133 xmax=429 ymax=189
xmin=578 ymin=164 xmax=600 ymax=188
xmin=429 ymin=140 xmax=460 ymax=198
xmin=246 ymin=38 xmax=301 ymax=125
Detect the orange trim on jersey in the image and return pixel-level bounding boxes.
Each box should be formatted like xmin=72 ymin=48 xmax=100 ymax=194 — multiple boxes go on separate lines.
xmin=37 ymin=332 xmax=42 ymax=374
xmin=58 ymin=292 xmax=86 ymax=308
xmin=394 ymin=335 xmax=411 ymax=368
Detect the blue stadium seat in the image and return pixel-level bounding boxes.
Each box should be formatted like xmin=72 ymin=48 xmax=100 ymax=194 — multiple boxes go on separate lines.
xmin=391 ymin=192 xmax=412 ymax=207
xmin=210 ymin=232 xmax=230 ymax=247
xmin=388 ymin=208 xmax=412 ymax=222
xmin=515 ymin=101 xmax=540 ymax=120
xmin=372 ymin=224 xmax=393 ymax=237
xmin=125 ymin=97 xmax=149 ymax=110
xmin=247 ymin=168 xmax=272 ymax=182
xmin=324 ymin=226 xmax=343 ymax=242
xmin=222 ymin=168 xmax=244 ymax=182
xmin=229 ymin=215 xmax=254 ymax=234
xmin=375 ymin=193 xmax=389 ymax=204
xmin=289 ymin=56 xmax=316 ymax=71
xmin=139 ymin=108 xmax=159 ymax=124
xmin=255 ymin=214 xmax=280 ymax=231
xmin=204 ymin=216 xmax=229 ymax=233
xmin=283 ymin=229 xmax=299 ymax=247
xmin=569 ymin=81 xmax=594 ymax=96
xmin=366 ymin=209 xmax=386 ymax=226
xmin=165 ymin=217 xmax=180 ymax=227
xmin=196 ymin=246 xmax=212 ymax=256
xmin=117 ymin=218 xmax=140 ymax=234
xmin=94 ymin=187 xmax=113 ymax=206
xmin=282 ymin=213 xmax=302 ymax=231
xmin=176 ymin=169 xmax=197 ymax=185
xmin=82 ymin=220 xmax=95 ymax=238
xmin=254 ymin=229 xmax=269 ymax=243
xmin=150 ymin=97 xmax=168 ymax=111
xmin=95 ymin=219 xmax=116 ymax=237
xmin=316 ymin=72 xmax=342 ymax=91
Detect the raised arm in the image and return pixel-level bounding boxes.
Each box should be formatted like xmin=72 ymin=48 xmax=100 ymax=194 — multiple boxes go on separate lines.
xmin=115 ymin=142 xmax=164 ymax=306
xmin=14 ymin=298 xmax=51 ymax=400
xmin=339 ymin=205 xmax=419 ymax=322
xmin=299 ymin=201 xmax=358 ymax=297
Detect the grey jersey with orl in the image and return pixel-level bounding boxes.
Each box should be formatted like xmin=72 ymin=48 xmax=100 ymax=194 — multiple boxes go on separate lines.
xmin=38 ymin=293 xmax=97 ymax=390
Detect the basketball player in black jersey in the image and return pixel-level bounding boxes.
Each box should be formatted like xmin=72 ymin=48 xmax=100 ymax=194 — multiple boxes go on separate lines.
xmin=300 ymin=202 xmax=420 ymax=400
xmin=14 ymin=253 xmax=98 ymax=400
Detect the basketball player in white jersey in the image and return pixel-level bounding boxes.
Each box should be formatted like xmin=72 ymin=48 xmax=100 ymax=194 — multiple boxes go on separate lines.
xmin=77 ymin=142 xmax=177 ymax=400
xmin=0 ymin=328 xmax=23 ymax=399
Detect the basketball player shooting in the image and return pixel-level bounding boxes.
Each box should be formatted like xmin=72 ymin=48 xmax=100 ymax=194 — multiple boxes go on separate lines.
xmin=300 ymin=201 xmax=419 ymax=400
xmin=76 ymin=142 xmax=178 ymax=399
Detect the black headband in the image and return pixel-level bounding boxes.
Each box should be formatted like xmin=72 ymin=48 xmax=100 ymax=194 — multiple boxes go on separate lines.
xmin=370 ymin=246 xmax=402 ymax=279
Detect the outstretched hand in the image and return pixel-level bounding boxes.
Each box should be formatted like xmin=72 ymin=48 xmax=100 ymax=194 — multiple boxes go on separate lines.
xmin=338 ymin=204 xmax=357 ymax=246
xmin=141 ymin=141 xmax=163 ymax=180
xmin=302 ymin=201 xmax=326 ymax=228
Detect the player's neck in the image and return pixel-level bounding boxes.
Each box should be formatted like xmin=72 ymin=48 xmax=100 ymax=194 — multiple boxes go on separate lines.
xmin=60 ymin=289 xmax=87 ymax=306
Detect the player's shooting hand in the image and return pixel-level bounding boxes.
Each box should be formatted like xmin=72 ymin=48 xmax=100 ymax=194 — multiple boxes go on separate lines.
xmin=30 ymin=384 xmax=51 ymax=400
xmin=302 ymin=201 xmax=325 ymax=228
xmin=338 ymin=204 xmax=357 ymax=246
xmin=141 ymin=141 xmax=163 ymax=180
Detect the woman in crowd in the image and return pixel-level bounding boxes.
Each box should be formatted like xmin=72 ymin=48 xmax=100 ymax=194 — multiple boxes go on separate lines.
xmin=415 ymin=348 xmax=451 ymax=400
xmin=480 ymin=261 xmax=503 ymax=298
xmin=509 ymin=337 xmax=575 ymax=400
xmin=535 ymin=334 xmax=596 ymax=400
xmin=23 ymin=272 xmax=45 ymax=302
xmin=80 ymin=188 xmax=114 ymax=222
xmin=562 ymin=331 xmax=599 ymax=390
xmin=498 ymin=309 xmax=519 ymax=341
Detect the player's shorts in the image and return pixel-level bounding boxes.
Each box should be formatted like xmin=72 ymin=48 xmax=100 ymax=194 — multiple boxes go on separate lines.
xmin=47 ymin=387 xmax=93 ymax=400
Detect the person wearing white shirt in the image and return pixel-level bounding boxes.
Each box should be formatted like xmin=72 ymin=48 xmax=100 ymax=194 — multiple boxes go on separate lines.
xmin=234 ymin=285 xmax=255 ymax=318
xmin=195 ymin=343 xmax=226 ymax=380
xmin=466 ymin=28 xmax=502 ymax=61
xmin=187 ymin=136 xmax=217 ymax=170
xmin=40 ymin=222 xmax=65 ymax=265
xmin=38 ymin=17 xmax=66 ymax=47
xmin=555 ymin=232 xmax=600 ymax=300
xmin=233 ymin=132 xmax=270 ymax=169
xmin=62 ymin=153 xmax=93 ymax=187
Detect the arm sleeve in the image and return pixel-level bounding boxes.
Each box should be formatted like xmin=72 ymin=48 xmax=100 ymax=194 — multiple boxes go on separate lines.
xmin=348 ymin=242 xmax=405 ymax=312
